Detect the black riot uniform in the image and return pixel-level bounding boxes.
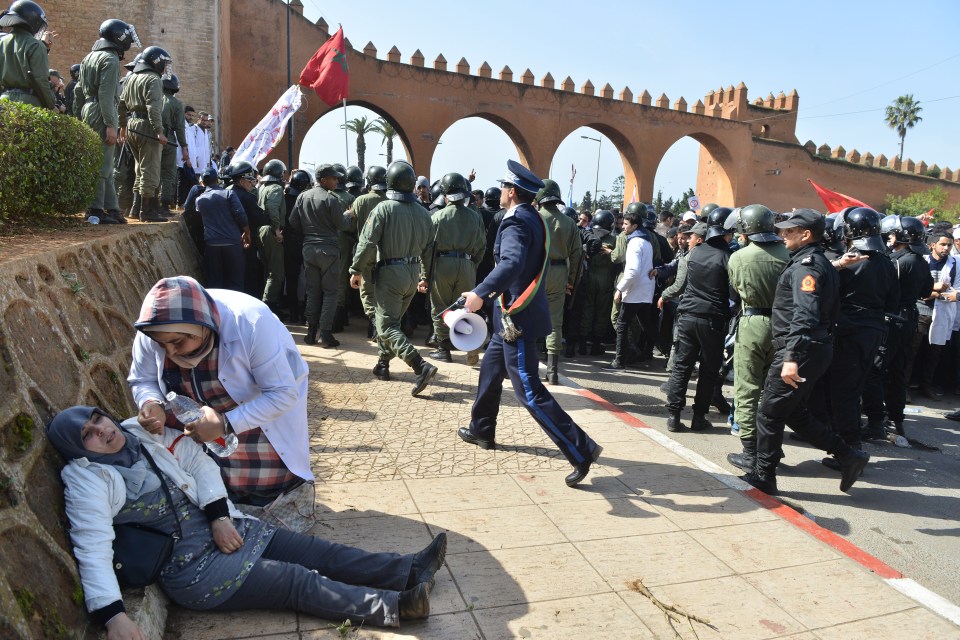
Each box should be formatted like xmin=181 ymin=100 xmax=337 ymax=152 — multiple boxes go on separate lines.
xmin=748 ymin=213 xmax=869 ymax=495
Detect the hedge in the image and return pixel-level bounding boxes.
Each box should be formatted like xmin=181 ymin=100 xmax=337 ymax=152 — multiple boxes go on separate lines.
xmin=0 ymin=100 xmax=102 ymax=224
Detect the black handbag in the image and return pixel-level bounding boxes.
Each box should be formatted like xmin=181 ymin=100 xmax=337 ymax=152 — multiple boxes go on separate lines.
xmin=111 ymin=446 xmax=183 ymax=588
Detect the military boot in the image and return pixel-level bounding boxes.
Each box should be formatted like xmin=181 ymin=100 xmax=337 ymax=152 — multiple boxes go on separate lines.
xmin=304 ymin=324 xmax=318 ymax=345
xmin=128 ymin=193 xmax=142 ymax=220
xmin=411 ymin=358 xmax=438 ymax=396
xmin=139 ymin=197 xmax=165 ymax=223
xmin=690 ymin=412 xmax=712 ymax=431
xmin=545 ymin=354 xmax=560 ymax=385
xmin=319 ymin=330 xmax=340 ymax=349
xmin=105 ymin=208 xmax=127 ymax=224
xmin=726 ymin=438 xmax=757 ymax=471
xmin=741 ymin=470 xmax=778 ymax=495
xmin=667 ymin=413 xmax=684 ymax=432
xmin=835 ymin=447 xmax=870 ymax=492
xmin=373 ymin=358 xmax=390 ymax=381
xmin=861 ymin=419 xmax=888 ymax=441
xmin=428 ymin=339 xmax=453 ymax=363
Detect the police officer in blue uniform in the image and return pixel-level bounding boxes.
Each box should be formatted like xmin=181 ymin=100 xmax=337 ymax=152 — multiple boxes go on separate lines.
xmin=457 ymin=161 xmax=602 ymax=487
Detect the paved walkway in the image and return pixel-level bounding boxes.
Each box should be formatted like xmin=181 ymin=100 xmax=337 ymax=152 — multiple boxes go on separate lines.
xmin=167 ymin=325 xmax=960 ymax=639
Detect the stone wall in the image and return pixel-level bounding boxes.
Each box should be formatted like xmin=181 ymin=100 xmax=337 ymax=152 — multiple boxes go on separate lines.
xmin=0 ymin=223 xmax=201 ymax=639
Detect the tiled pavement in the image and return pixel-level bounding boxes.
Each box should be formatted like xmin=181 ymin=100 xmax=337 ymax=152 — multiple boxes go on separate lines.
xmin=166 ymin=326 xmax=960 ymax=639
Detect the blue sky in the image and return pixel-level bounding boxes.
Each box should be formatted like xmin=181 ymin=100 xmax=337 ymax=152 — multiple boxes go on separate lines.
xmin=295 ymin=0 xmax=959 ymax=207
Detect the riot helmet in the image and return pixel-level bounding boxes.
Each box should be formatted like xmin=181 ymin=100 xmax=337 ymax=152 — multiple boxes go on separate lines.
xmin=561 ymin=206 xmax=578 ymax=222
xmin=0 ymin=1 xmax=47 ymax=37
xmin=227 ymin=161 xmax=256 ymax=182
xmin=700 ymin=202 xmax=719 ymax=221
xmin=99 ymin=19 xmax=140 ymax=52
xmin=134 ymin=46 xmax=172 ymax=79
xmin=385 ymin=160 xmax=416 ymax=193
xmin=892 ymin=216 xmax=929 ymax=254
xmin=483 ymin=187 xmax=501 ymax=208
xmin=440 ymin=172 xmax=471 ymax=202
xmin=705 ymin=206 xmax=733 ymax=240
xmin=289 ymin=169 xmax=312 ymax=192
xmin=161 ymin=73 xmax=180 ymax=93
xmin=331 ymin=163 xmax=347 ymax=190
xmin=822 ymin=216 xmax=845 ymax=253
xmin=879 ymin=213 xmax=900 ymax=236
xmin=365 ymin=165 xmax=387 ymax=191
xmin=69 ymin=63 xmax=80 ymax=81
xmin=344 ymin=165 xmax=363 ymax=189
xmin=261 ymin=159 xmax=286 ymax=183
xmin=428 ymin=180 xmax=442 ymax=204
xmin=738 ymin=204 xmax=779 ymax=242
xmin=592 ymin=209 xmax=615 ymax=232
xmin=624 ymin=202 xmax=646 ymax=217
xmin=842 ymin=207 xmax=885 ymax=252
xmin=535 ymin=179 xmax=564 ymax=205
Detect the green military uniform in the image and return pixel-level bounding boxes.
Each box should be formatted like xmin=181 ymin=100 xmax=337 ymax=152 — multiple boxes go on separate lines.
xmin=351 ymin=199 xmax=432 ymax=368
xmin=160 ymin=88 xmax=186 ymax=207
xmin=421 ymin=201 xmax=486 ymax=344
xmin=580 ymin=228 xmax=617 ymax=350
xmin=0 ymin=27 xmax=54 ymax=109
xmin=257 ymin=179 xmax=286 ymax=306
xmin=333 ymin=188 xmax=357 ymax=311
xmin=541 ymin=203 xmax=583 ymax=355
xmin=74 ymin=49 xmax=121 ymax=214
xmin=349 ymin=190 xmax=386 ymax=318
xmin=728 ymin=240 xmax=789 ymax=440
xmin=118 ymin=70 xmax=164 ymax=198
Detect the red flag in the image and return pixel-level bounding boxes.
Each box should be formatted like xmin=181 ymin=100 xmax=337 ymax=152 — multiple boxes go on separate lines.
xmin=919 ymin=207 xmax=935 ymax=226
xmin=299 ymin=27 xmax=349 ymax=106
xmin=806 ymin=179 xmax=868 ymax=213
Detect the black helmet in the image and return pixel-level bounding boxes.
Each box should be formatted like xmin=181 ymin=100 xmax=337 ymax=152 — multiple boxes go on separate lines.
xmin=484 ymin=187 xmax=501 ymax=208
xmin=99 ymin=19 xmax=139 ymax=52
xmin=705 ymin=206 xmax=733 ymax=240
xmin=822 ymin=216 xmax=845 ymax=253
xmin=561 ymin=206 xmax=578 ymax=222
xmin=879 ymin=213 xmax=900 ymax=237
xmin=738 ymin=204 xmax=779 ymax=242
xmin=0 ymin=1 xmax=47 ymax=36
xmin=289 ymin=169 xmax=312 ymax=192
xmin=331 ymin=163 xmax=347 ymax=189
xmin=344 ymin=165 xmax=363 ymax=189
xmin=200 ymin=167 xmax=219 ymax=185
xmin=69 ymin=63 xmax=80 ymax=81
xmin=161 ymin=73 xmax=180 ymax=93
xmin=134 ymin=46 xmax=172 ymax=77
xmin=894 ymin=216 xmax=929 ymax=254
xmin=365 ymin=165 xmax=387 ymax=191
xmin=385 ymin=160 xmax=416 ymax=193
xmin=535 ymin=179 xmax=564 ymax=205
xmin=227 ymin=161 xmax=256 ymax=181
xmin=842 ymin=207 xmax=885 ymax=252
xmin=440 ymin=172 xmax=471 ymax=202
xmin=261 ymin=159 xmax=286 ymax=182
xmin=429 ymin=180 xmax=443 ymax=202
xmin=700 ymin=203 xmax=719 ymax=220
xmin=592 ymin=209 xmax=615 ymax=231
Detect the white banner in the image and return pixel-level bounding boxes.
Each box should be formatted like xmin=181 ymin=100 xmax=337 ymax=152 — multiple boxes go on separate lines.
xmin=232 ymin=84 xmax=303 ymax=168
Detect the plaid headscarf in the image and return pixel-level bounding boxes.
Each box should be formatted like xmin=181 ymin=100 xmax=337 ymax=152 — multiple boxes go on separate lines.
xmin=135 ymin=277 xmax=238 ymax=416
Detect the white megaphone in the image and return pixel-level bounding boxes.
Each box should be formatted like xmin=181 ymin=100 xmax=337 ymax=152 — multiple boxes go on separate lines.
xmin=442 ymin=306 xmax=488 ymax=352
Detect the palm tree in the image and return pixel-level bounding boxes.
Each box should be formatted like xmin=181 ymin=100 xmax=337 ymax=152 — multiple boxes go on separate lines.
xmin=885 ymin=95 xmax=923 ymax=160
xmin=341 ymin=116 xmax=377 ymax=170
xmin=371 ymin=117 xmax=398 ymax=164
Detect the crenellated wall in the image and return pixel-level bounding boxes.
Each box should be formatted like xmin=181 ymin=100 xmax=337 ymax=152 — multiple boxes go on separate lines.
xmin=0 ymin=223 xmax=201 ymax=639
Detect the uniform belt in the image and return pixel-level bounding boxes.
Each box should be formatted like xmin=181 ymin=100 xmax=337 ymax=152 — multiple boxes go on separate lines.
xmin=376 ymin=257 xmax=421 ymax=268
xmin=437 ymin=251 xmax=472 ymax=260
xmin=772 ymin=333 xmax=830 ymax=350
xmin=131 ymin=111 xmax=149 ymax=119
xmin=742 ymin=307 xmax=772 ymax=317
xmin=1 ymin=87 xmax=34 ymax=96
xmin=550 ymin=259 xmax=568 ymax=266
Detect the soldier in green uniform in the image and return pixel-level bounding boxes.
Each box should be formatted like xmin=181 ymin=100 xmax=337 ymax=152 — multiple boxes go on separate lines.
xmin=118 ymin=45 xmax=171 ymax=223
xmin=350 ymin=161 xmax=437 ymax=396
xmin=257 ymin=159 xmax=287 ymax=314
xmin=418 ymin=172 xmax=486 ymax=363
xmin=725 ymin=205 xmax=790 ymax=471
xmin=535 ymin=180 xmax=583 ymax=384
xmin=73 ymin=19 xmax=139 ymax=225
xmin=579 ymin=210 xmax=617 ymax=355
xmin=0 ymin=0 xmax=54 ymax=109
xmin=159 ymin=73 xmax=188 ymax=214
xmin=331 ymin=162 xmax=357 ymax=332
xmin=347 ymin=165 xmax=388 ymax=338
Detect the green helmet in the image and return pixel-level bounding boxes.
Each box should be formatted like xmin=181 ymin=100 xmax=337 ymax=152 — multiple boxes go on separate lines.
xmin=385 ymin=160 xmax=416 ymax=193
xmin=700 ymin=202 xmax=719 ymax=219
xmin=344 ymin=165 xmax=363 ymax=189
xmin=365 ymin=165 xmax=387 ymax=191
xmin=738 ymin=204 xmax=779 ymax=242
xmin=331 ymin=163 xmax=347 ymax=190
xmin=262 ymin=159 xmax=286 ymax=182
xmin=440 ymin=172 xmax=471 ymax=202
xmin=535 ymin=179 xmax=563 ymax=205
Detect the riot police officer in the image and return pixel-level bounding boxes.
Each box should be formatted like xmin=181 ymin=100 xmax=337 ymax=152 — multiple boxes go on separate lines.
xmin=282 ymin=169 xmax=312 ymax=323
xmin=744 ymin=209 xmax=870 ymax=495
xmin=258 ymin=158 xmax=287 ymax=315
xmin=725 ymin=205 xmax=789 ymax=471
xmin=64 ymin=62 xmax=79 ymax=115
xmin=348 ymin=165 xmax=388 ymax=337
xmin=344 ymin=165 xmax=363 ymax=198
xmin=0 ymin=0 xmax=54 ymax=109
xmin=332 ymin=162 xmax=357 ymax=332
xmin=477 ymin=186 xmax=503 ymax=283
xmin=74 ymin=18 xmax=140 ymax=224
xmin=159 ymin=73 xmax=188 ymax=214
xmin=579 ymin=209 xmax=617 ymax=356
xmin=350 ymin=161 xmax=437 ymax=395
xmin=419 ymin=172 xmax=486 ymax=363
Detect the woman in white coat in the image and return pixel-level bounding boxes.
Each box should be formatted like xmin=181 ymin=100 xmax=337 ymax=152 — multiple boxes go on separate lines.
xmin=128 ymin=275 xmax=311 ymax=505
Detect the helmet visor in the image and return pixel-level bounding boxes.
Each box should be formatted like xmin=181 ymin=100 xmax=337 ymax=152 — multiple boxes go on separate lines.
xmin=128 ymin=25 xmax=142 ymax=49
xmin=161 ymin=60 xmax=174 ymax=81
xmin=34 ymin=21 xmax=48 ymax=41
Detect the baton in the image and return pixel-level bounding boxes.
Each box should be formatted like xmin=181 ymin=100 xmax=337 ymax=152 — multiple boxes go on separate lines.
xmin=127 ymin=128 xmax=178 ymax=146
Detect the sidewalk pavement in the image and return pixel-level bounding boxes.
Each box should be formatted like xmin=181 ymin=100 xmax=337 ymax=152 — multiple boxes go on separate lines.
xmin=167 ymin=325 xmax=960 ymax=639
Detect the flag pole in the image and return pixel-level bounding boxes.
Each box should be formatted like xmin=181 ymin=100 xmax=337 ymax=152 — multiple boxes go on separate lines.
xmin=342 ymin=98 xmax=349 ymax=165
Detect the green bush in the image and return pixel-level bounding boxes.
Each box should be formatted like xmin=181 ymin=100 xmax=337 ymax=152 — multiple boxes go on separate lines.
xmin=884 ymin=186 xmax=960 ymax=223
xmin=0 ymin=100 xmax=102 ymax=223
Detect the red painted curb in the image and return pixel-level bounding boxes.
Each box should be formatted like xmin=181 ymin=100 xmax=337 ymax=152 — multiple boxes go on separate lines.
xmin=573 ymin=386 xmax=905 ymax=580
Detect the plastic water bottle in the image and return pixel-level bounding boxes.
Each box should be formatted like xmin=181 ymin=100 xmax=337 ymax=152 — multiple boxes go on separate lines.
xmin=87 ymin=216 xmax=100 ymax=225
xmin=164 ymin=392 xmax=238 ymax=457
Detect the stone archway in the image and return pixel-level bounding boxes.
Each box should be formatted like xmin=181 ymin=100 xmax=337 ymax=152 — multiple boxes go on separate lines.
xmin=299 ymin=101 xmax=414 ymax=169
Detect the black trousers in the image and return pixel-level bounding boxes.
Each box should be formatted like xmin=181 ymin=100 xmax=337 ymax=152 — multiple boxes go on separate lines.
xmin=825 ymin=329 xmax=885 ymax=446
xmin=614 ymin=302 xmax=658 ymax=362
xmin=283 ymin=236 xmax=304 ymax=314
xmin=756 ymin=343 xmax=847 ymax=477
xmin=664 ymin=313 xmax=726 ymax=414
xmin=863 ymin=318 xmax=914 ymax=424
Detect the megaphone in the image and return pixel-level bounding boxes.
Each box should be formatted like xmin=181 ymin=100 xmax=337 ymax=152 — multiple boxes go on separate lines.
xmin=441 ymin=304 xmax=488 ymax=352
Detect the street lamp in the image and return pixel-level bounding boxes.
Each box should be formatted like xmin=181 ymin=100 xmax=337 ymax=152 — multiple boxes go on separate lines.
xmin=581 ymin=135 xmax=601 ymax=205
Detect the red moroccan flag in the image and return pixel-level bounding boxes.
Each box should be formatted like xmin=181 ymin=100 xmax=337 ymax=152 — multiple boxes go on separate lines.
xmin=299 ymin=27 xmax=349 ymax=106
xmin=806 ymin=179 xmax=868 ymax=213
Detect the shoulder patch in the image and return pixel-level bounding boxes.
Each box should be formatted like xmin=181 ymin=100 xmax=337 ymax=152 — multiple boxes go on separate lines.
xmin=800 ymin=274 xmax=816 ymax=292
xmin=801 ymin=256 xmax=815 ymax=265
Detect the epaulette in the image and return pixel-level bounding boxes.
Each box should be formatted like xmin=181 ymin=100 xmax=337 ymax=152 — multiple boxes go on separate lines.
xmin=801 ymin=256 xmax=815 ymax=266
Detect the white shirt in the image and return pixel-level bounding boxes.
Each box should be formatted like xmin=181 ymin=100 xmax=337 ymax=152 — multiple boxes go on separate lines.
xmin=617 ymin=232 xmax=655 ymax=303
xmin=187 ymin=123 xmax=212 ymax=170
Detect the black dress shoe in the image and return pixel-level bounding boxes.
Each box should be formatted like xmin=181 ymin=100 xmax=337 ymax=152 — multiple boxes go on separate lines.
xmin=456 ymin=426 xmax=495 ymax=450
xmin=945 ymin=410 xmax=960 ymax=422
xmin=407 ymin=533 xmax=447 ymax=589
xmin=412 ymin=362 xmax=438 ymax=396
xmin=565 ymin=461 xmax=592 ymax=487
xmin=741 ymin=471 xmax=778 ymax=495
xmin=398 ymin=582 xmax=431 ymax=620
xmin=838 ymin=450 xmax=870 ymax=492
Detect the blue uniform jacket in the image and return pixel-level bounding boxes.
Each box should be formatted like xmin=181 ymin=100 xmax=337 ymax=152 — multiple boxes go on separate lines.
xmin=473 ymin=202 xmax=551 ymax=339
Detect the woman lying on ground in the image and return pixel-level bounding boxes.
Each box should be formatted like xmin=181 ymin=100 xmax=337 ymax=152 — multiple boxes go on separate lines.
xmin=49 ymin=406 xmax=446 ymax=639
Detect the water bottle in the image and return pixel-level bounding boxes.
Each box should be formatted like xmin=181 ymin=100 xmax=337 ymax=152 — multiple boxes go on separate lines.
xmin=164 ymin=392 xmax=238 ymax=457
xmin=87 ymin=216 xmax=100 ymax=225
